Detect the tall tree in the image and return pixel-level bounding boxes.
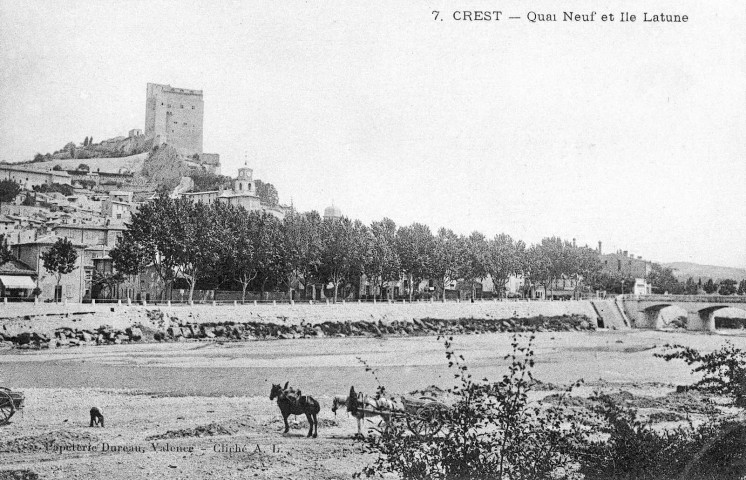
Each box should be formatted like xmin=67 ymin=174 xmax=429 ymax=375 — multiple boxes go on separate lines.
xmin=574 ymin=245 xmax=602 ymax=297
xmin=719 ymin=279 xmax=738 ymax=296
xmin=485 ymin=233 xmax=524 ymax=299
xmin=110 ymin=233 xmax=149 ymax=300
xmin=367 ymin=218 xmax=400 ymax=300
xmin=396 ymin=223 xmax=434 ymax=302
xmin=523 ymin=244 xmax=551 ymax=299
xmin=281 ymin=211 xmax=323 ymax=300
xmin=703 ymin=278 xmax=717 ymax=294
xmin=0 ymin=179 xmax=21 ymax=212
xmin=221 ymin=206 xmax=260 ymax=303
xmin=431 ymin=228 xmax=466 ymax=300
xmin=254 ymin=213 xmax=287 ymax=297
xmin=41 ymin=238 xmax=78 ymax=301
xmin=683 ymin=277 xmax=699 ymax=295
xmin=535 ymin=238 xmax=562 ymax=299
xmin=463 ymin=231 xmax=489 ymax=300
xmin=647 ymin=263 xmax=683 ymax=294
xmin=112 ymin=195 xmax=193 ymax=301
xmin=0 ymin=234 xmax=13 ymax=264
xmin=319 ymin=217 xmax=368 ymax=302
xmin=178 ymin=201 xmax=222 ymax=302
xmin=254 ymin=180 xmax=280 ymax=207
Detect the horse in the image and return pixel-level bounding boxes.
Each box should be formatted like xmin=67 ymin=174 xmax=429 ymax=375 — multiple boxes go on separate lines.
xmin=269 ymin=381 xmax=320 ymax=438
xmin=331 ymin=386 xmax=401 ymax=437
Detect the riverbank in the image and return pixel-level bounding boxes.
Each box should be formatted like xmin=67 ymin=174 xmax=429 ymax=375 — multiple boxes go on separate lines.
xmin=0 ymin=301 xmax=599 ymax=349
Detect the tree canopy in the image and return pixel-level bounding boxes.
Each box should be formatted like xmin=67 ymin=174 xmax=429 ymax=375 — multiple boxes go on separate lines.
xmin=41 ymin=238 xmax=78 ymax=291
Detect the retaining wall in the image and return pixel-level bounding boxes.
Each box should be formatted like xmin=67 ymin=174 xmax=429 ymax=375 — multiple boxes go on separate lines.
xmin=0 ymin=301 xmax=599 ymax=339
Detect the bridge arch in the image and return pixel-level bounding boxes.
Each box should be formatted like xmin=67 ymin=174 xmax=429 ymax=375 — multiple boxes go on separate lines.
xmin=654 ymin=305 xmax=688 ymax=330
xmin=705 ymin=306 xmax=746 ymax=330
xmin=692 ymin=305 xmax=746 ymax=332
xmin=640 ymin=304 xmax=672 ymax=329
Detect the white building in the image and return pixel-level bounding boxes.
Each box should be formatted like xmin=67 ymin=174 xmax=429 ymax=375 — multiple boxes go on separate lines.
xmin=180 ymin=165 xmax=288 ymax=219
xmin=0 ymin=165 xmax=71 ymax=189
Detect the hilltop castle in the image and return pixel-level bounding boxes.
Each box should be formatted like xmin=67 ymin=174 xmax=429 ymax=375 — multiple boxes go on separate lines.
xmin=145 ymin=83 xmax=204 ymax=156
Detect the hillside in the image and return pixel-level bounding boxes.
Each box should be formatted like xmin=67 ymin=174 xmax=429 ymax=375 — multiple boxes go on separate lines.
xmin=663 ymin=262 xmax=746 ymax=282
xmin=27 ymin=152 xmax=148 ymax=174
xmin=136 ymin=145 xmax=196 ymax=191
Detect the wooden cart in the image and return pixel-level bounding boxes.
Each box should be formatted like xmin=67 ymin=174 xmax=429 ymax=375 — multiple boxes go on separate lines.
xmin=0 ymin=387 xmax=25 ymax=425
xmin=358 ymin=396 xmax=450 ymax=439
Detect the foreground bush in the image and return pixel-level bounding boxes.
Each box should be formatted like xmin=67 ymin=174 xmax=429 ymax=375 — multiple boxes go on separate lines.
xmin=656 ymin=341 xmax=746 ymax=407
xmin=356 ymin=334 xmax=586 ymax=479
xmin=357 ymin=336 xmax=746 ymax=480
xmin=579 ymin=395 xmax=746 ymax=480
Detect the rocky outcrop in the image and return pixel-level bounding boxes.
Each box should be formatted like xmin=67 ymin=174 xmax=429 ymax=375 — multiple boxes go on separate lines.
xmin=137 ymin=144 xmax=193 ymax=191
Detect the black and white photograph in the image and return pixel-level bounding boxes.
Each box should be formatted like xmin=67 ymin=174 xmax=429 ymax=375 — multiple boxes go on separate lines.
xmin=0 ymin=1 xmax=745 ymax=479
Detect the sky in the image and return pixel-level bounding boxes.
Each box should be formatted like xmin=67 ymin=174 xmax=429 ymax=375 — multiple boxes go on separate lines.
xmin=0 ymin=0 xmax=744 ymax=268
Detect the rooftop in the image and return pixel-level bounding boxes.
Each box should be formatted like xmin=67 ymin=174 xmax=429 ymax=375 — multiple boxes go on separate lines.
xmin=0 ymin=258 xmax=36 ymax=276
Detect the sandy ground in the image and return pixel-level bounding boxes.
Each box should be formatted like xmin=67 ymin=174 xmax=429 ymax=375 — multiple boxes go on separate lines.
xmin=1 ymin=329 xmax=745 ymax=479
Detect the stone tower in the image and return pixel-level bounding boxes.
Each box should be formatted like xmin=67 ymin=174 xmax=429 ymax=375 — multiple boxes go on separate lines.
xmin=234 ymin=165 xmax=254 ymax=194
xmin=144 ymin=83 xmax=204 ymax=155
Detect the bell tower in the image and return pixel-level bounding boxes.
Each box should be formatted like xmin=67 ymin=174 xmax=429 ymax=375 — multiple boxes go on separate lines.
xmin=234 ymin=163 xmax=254 ymax=193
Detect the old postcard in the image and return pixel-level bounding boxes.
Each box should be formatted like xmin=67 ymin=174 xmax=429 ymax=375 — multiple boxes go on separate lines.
xmin=0 ymin=1 xmax=744 ymax=479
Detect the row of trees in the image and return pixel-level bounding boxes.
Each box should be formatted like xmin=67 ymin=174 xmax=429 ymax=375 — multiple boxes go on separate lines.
xmin=110 ymin=196 xmax=608 ymax=303
xmin=645 ymin=263 xmax=746 ymax=296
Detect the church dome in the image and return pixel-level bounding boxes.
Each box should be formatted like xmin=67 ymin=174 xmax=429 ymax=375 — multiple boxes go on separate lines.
xmin=323 ymin=204 xmax=342 ymax=220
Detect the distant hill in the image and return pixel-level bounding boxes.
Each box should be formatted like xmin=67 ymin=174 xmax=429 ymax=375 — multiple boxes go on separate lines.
xmin=662 ymin=262 xmax=746 ymax=282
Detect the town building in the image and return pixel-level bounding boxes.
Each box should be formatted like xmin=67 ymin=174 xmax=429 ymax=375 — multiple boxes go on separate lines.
xmin=180 ymin=165 xmax=289 ymax=219
xmin=323 ymin=204 xmax=342 ymax=221
xmin=12 ymin=234 xmax=87 ymax=302
xmin=599 ymin=248 xmax=652 ymax=279
xmin=101 ymin=191 xmax=134 ymax=224
xmin=0 ymin=259 xmax=37 ymax=299
xmin=0 ymin=165 xmax=71 ymax=189
xmin=632 ymin=278 xmax=653 ymax=295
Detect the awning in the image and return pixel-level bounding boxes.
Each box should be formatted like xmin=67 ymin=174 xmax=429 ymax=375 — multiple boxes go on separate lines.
xmin=0 ymin=275 xmax=36 ymax=289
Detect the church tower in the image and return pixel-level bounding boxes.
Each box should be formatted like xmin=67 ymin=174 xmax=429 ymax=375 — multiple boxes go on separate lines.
xmin=234 ymin=164 xmax=254 ymax=194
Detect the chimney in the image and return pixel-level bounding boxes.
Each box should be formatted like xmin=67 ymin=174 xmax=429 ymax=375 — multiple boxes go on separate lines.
xmin=597 ymin=241 xmax=602 ymax=254
xmin=572 ymin=238 xmax=576 ymax=248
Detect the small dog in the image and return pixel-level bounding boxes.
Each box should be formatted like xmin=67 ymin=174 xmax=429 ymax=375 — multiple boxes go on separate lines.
xmin=89 ymin=407 xmax=104 ymax=427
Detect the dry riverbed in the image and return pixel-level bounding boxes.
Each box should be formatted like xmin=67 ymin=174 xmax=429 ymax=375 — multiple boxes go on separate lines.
xmin=1 ymin=330 xmax=745 ymax=479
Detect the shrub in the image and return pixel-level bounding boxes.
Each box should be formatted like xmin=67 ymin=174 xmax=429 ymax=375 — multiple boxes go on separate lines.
xmin=356 ymin=334 xmax=587 ymax=479
xmin=656 ymin=342 xmax=746 ymax=407
xmin=356 ymin=336 xmax=746 ymax=480
xmin=579 ymin=395 xmax=746 ymax=480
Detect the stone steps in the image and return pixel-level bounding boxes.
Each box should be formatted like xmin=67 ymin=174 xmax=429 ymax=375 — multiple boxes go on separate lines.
xmin=591 ymin=299 xmax=629 ymax=329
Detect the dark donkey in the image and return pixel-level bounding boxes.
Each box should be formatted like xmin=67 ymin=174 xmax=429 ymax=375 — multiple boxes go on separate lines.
xmin=269 ymin=382 xmax=320 ymax=438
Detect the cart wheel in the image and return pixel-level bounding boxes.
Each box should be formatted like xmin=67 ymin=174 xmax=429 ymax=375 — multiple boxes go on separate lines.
xmin=0 ymin=390 xmax=15 ymax=426
xmin=406 ymin=404 xmax=443 ymax=439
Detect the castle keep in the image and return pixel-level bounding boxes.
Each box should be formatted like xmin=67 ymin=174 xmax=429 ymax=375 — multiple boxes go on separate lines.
xmin=144 ymin=83 xmax=204 ymax=155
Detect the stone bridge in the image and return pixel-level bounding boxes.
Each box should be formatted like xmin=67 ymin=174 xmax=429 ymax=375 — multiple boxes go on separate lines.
xmin=620 ymin=295 xmax=746 ymax=331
